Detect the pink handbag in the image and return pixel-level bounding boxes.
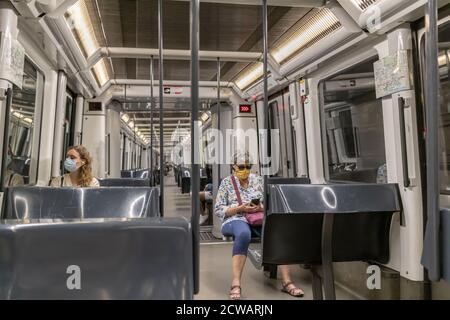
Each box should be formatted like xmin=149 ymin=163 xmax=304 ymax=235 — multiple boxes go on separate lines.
xmin=230 ymin=176 xmax=264 ymax=227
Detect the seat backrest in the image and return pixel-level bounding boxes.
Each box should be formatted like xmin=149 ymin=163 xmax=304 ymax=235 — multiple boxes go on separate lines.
xmin=267 ymin=177 xmax=311 ymax=185
xmin=133 ymin=169 xmax=150 ymax=179
xmin=121 ymin=170 xmax=134 ymax=178
xmin=181 ymin=167 xmax=191 ymax=178
xmin=99 ymin=178 xmax=151 ymax=187
xmin=0 ymin=218 xmax=193 ymax=299
xmin=262 ymin=183 xmax=400 ymax=266
xmin=4 ymin=187 xmax=160 ymax=219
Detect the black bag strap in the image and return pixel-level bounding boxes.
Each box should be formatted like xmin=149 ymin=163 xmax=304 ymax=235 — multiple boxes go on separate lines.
xmin=61 ymin=176 xmax=64 ymax=187
xmin=230 ymin=175 xmax=242 ymax=206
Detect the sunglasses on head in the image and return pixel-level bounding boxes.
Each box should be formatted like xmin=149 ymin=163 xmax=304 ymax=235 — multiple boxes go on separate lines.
xmin=236 ymin=164 xmax=252 ymax=170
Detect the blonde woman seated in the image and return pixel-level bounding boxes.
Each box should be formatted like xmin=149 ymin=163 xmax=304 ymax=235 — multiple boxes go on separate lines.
xmin=49 ymin=145 xmax=99 ymax=187
xmin=215 ymin=152 xmax=304 ymax=300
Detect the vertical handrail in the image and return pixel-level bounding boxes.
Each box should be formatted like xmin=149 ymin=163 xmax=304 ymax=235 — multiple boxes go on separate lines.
xmin=398 ymin=97 xmax=411 ymax=188
xmin=262 ymin=0 xmax=269 ymax=211
xmin=150 ymin=55 xmax=154 ymax=183
xmin=191 ymin=0 xmax=200 ymax=295
xmin=0 ymin=88 xmax=13 ymax=193
xmin=158 ymin=0 xmax=164 ymax=216
xmin=61 ymin=122 xmax=67 ymax=176
xmin=424 ymin=0 xmax=440 ymax=281
xmin=107 ymin=133 xmax=111 ymax=176
xmin=217 ymin=57 xmax=221 ymax=181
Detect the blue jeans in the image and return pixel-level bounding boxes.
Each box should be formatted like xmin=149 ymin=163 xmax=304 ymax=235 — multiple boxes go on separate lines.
xmin=222 ymin=220 xmax=262 ymax=256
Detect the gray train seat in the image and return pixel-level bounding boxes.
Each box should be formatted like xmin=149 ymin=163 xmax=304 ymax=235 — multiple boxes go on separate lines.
xmin=247 ymin=183 xmax=400 ymax=300
xmin=0 ymin=218 xmax=193 ymax=299
xmin=120 ymin=170 xmax=134 ymax=178
xmin=99 ymin=178 xmax=151 ymax=187
xmin=4 ymin=187 xmax=160 ymax=219
xmin=134 ymin=169 xmax=150 ymax=179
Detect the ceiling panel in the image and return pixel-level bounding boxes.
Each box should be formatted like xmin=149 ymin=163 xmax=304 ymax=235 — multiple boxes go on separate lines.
xmin=89 ymin=0 xmax=312 ymax=82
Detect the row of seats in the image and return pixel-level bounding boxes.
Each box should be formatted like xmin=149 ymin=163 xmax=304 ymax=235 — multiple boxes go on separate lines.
xmin=247 ymin=178 xmax=400 ymax=300
xmin=174 ymin=166 xmax=210 ymax=194
xmin=0 ymin=182 xmax=194 ymax=299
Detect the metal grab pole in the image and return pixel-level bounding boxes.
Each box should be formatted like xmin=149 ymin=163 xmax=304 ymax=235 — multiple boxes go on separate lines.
xmin=424 ymin=0 xmax=440 ymax=281
xmin=191 ymin=0 xmax=200 ymax=295
xmin=262 ymin=0 xmax=269 ymax=210
xmin=158 ymin=0 xmax=164 ymax=216
xmin=0 ymin=88 xmax=12 ymax=194
xmin=217 ymin=57 xmax=221 ymax=175
xmin=150 ymin=55 xmax=154 ymax=183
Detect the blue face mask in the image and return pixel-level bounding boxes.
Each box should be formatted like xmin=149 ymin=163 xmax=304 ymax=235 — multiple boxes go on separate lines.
xmin=64 ymin=158 xmax=78 ymax=173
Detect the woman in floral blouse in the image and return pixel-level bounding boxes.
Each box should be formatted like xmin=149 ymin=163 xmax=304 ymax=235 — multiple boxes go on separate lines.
xmin=215 ymin=152 xmax=304 ymax=300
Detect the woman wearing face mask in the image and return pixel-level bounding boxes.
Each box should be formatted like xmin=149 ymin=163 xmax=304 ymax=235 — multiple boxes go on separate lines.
xmin=215 ymin=152 xmax=304 ymax=300
xmin=49 ymin=145 xmax=99 ymax=187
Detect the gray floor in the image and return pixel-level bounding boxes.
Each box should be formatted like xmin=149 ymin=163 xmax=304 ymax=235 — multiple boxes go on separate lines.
xmin=163 ymin=173 xmax=357 ymax=300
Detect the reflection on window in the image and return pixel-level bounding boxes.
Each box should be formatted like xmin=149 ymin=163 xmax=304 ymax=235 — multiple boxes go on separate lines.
xmin=322 ymin=58 xmax=386 ymax=183
xmin=5 ymin=59 xmax=41 ymax=188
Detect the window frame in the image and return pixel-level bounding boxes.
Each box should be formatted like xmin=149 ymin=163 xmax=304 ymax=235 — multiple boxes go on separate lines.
xmin=318 ymin=54 xmax=384 ymax=184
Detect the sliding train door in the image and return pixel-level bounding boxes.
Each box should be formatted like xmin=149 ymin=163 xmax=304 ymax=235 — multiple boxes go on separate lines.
xmin=268 ymin=90 xmax=296 ymax=178
xmin=417 ymin=6 xmax=450 ymax=298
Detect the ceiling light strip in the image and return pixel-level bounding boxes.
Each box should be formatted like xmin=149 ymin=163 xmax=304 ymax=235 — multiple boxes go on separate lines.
xmin=351 ymin=0 xmax=380 ymax=11
xmin=272 ymin=8 xmax=342 ymax=64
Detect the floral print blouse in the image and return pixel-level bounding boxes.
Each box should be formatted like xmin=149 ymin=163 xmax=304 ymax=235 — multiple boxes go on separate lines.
xmin=214 ymin=174 xmax=264 ymax=229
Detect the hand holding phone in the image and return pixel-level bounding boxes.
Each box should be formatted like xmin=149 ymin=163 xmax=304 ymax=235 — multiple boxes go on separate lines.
xmin=251 ymin=198 xmax=260 ymax=206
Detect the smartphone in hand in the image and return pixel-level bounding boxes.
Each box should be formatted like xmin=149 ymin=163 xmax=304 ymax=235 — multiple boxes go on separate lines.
xmin=251 ymin=198 xmax=260 ymax=206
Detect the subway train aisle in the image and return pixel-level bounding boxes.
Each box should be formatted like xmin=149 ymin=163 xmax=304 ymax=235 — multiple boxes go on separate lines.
xmin=196 ymin=244 xmax=358 ymax=300
xmin=164 ymin=174 xmax=192 ymax=220
xmin=162 ymin=174 xmax=357 ymax=300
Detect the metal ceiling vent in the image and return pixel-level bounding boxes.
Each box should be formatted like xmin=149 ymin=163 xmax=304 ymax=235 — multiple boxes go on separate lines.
xmin=272 ymin=8 xmax=342 ymax=64
xmin=351 ymin=0 xmax=380 ymax=11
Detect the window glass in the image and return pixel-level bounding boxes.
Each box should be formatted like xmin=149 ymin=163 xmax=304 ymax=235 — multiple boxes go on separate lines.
xmin=437 ymin=21 xmax=450 ymax=192
xmin=321 ymin=58 xmax=387 ymax=183
xmin=5 ymin=58 xmax=43 ymax=187
xmin=64 ymin=92 xmax=75 ymax=149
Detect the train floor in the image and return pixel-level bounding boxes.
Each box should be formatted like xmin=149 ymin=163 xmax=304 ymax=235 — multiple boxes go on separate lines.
xmin=163 ymin=173 xmax=358 ymax=300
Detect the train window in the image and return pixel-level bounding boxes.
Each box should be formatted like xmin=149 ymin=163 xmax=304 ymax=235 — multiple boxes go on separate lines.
xmin=5 ymin=58 xmax=43 ymax=187
xmin=320 ymin=58 xmax=386 ymax=183
xmin=436 ymin=21 xmax=450 ymax=192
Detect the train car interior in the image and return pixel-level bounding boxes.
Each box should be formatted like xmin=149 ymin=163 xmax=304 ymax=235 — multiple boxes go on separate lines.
xmin=0 ymin=0 xmax=450 ymax=300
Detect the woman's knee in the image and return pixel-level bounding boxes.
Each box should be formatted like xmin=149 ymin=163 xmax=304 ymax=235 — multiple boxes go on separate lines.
xmin=235 ymin=228 xmax=251 ymax=244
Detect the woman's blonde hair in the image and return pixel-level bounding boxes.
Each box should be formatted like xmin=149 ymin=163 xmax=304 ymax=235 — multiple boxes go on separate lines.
xmin=68 ymin=145 xmax=94 ymax=187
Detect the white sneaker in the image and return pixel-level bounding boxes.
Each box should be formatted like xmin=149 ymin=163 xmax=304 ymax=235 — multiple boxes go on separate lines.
xmin=199 ymin=214 xmax=208 ymax=225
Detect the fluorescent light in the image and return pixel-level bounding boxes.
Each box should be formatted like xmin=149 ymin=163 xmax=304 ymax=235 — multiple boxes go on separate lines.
xmin=23 ymin=117 xmax=33 ymax=124
xmin=129 ymin=121 xmax=134 ymax=129
xmin=66 ymin=1 xmax=110 ymax=85
xmin=121 ymin=114 xmax=130 ymax=123
xmin=92 ymin=58 xmax=109 ymax=87
xmin=13 ymin=111 xmax=24 ymax=119
xmin=438 ymin=51 xmax=450 ymax=67
xmin=66 ymin=1 xmax=97 ymax=57
xmin=351 ymin=0 xmax=380 ymax=11
xmin=272 ymin=9 xmax=342 ymax=64
xmin=235 ymin=63 xmax=263 ymax=90
xmin=201 ymin=112 xmax=210 ymax=122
